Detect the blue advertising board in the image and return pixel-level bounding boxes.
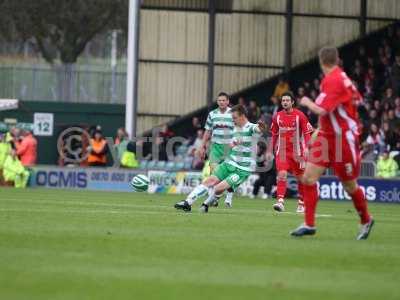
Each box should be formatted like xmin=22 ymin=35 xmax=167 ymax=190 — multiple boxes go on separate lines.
xmin=29 ymin=166 xmax=400 ymax=203
xmin=318 ymin=176 xmax=400 ymax=203
xmin=30 ymin=166 xmax=144 ymax=192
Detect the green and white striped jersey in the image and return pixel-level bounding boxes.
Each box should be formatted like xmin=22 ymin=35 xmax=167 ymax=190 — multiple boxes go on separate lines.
xmin=204 ymin=107 xmax=234 ymax=144
xmin=225 ymin=122 xmax=260 ymax=172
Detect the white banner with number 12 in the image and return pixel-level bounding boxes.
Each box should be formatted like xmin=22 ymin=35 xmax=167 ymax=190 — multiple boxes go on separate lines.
xmin=33 ymin=113 xmax=54 ymax=136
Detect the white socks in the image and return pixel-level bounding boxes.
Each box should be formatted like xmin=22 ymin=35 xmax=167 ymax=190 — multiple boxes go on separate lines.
xmin=204 ymin=189 xmax=222 ymax=206
xmin=186 ymin=184 xmax=208 ymax=205
xmin=224 ymin=191 xmax=233 ymax=205
xmin=186 ymin=185 xmax=231 ymax=207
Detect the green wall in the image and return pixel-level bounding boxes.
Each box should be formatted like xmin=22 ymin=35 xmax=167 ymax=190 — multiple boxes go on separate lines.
xmin=0 ymin=101 xmax=125 ymax=164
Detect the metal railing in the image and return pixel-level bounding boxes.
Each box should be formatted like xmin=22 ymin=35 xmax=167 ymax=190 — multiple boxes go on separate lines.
xmin=325 ymin=161 xmax=376 ymax=177
xmin=0 ymin=65 xmax=127 ymax=104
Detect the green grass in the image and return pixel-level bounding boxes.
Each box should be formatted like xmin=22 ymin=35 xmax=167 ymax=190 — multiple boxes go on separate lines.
xmin=0 ymin=188 xmax=399 ymax=300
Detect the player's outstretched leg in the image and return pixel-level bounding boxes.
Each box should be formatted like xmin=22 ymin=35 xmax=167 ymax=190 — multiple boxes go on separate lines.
xmin=175 ymin=176 xmax=219 ymax=212
xmin=343 ymin=180 xmax=375 ymax=240
xmin=174 ymin=184 xmax=208 ymax=211
xmin=200 ymin=189 xmax=222 ymax=213
xmin=200 ymin=180 xmax=228 ymax=213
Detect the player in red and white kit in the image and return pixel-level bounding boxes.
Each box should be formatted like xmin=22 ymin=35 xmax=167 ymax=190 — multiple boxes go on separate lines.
xmin=291 ymin=46 xmax=374 ymax=240
xmin=268 ymin=92 xmax=313 ymax=213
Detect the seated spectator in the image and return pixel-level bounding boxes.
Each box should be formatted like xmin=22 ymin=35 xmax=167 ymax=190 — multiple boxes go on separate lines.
xmin=238 ymin=96 xmax=248 ymax=108
xmin=120 ymin=141 xmax=139 ymax=168
xmin=296 ymin=86 xmax=306 ymax=102
xmin=376 ymin=150 xmax=398 ymax=178
xmin=154 ymin=136 xmax=168 ymax=161
xmin=384 ymin=45 xmax=393 ymax=62
xmin=361 ymin=143 xmax=375 ymax=161
xmin=114 ymin=128 xmax=129 ymax=163
xmin=3 ymin=148 xmax=30 ymax=188
xmin=393 ymin=27 xmax=400 ymax=54
xmin=88 ymin=130 xmax=108 ymax=167
xmin=247 ymin=100 xmax=261 ymax=123
xmin=303 ymin=81 xmax=311 ymax=96
xmin=15 ymin=130 xmax=37 ymax=167
xmin=381 ymin=121 xmax=399 ymax=150
xmin=312 ymin=78 xmax=320 ymax=91
xmin=378 ymin=56 xmax=392 ymax=83
xmin=365 ymin=123 xmax=385 ymax=155
xmin=387 ymin=109 xmax=400 ymax=129
xmin=382 ymin=100 xmax=392 ymax=113
xmin=351 ymin=65 xmax=365 ymax=93
xmin=189 ymin=129 xmax=205 ymax=170
xmin=358 ymin=46 xmax=368 ymax=68
xmin=159 ymin=124 xmax=174 ymax=140
xmin=187 ymin=117 xmax=202 ymax=141
xmin=267 ymin=96 xmax=280 ymax=116
xmin=364 ymin=68 xmax=379 ymax=99
xmin=382 ymin=87 xmax=395 ymax=105
xmin=187 ymin=129 xmax=204 ymax=156
xmin=366 ymin=109 xmax=381 ymax=127
xmin=373 ymin=100 xmax=382 ymax=118
xmin=273 ymin=77 xmax=289 ymax=98
xmin=395 ymin=100 xmax=400 ymax=119
xmin=391 ymin=55 xmax=400 ymax=97
xmin=366 ymin=57 xmax=375 ymax=70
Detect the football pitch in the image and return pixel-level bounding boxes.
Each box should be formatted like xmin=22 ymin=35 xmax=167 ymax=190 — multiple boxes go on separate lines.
xmin=1 ymin=188 xmax=399 ymax=300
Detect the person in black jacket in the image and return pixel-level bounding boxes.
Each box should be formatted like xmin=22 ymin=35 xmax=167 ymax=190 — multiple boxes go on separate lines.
xmin=250 ymin=142 xmax=276 ymax=199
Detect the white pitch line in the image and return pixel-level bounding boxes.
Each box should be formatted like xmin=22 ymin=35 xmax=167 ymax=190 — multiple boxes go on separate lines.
xmin=278 ymin=211 xmax=333 ymax=218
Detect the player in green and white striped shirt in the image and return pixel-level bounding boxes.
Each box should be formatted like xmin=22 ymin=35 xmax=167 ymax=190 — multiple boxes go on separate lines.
xmin=198 ymin=92 xmax=235 ymax=207
xmin=175 ymin=104 xmax=267 ymax=212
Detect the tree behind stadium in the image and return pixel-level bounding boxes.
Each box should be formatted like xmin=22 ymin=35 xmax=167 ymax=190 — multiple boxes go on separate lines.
xmin=0 ymin=0 xmax=128 ymax=101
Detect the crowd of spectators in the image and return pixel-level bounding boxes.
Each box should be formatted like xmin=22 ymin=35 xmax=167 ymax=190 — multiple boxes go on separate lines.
xmin=180 ymin=25 xmax=400 ymax=177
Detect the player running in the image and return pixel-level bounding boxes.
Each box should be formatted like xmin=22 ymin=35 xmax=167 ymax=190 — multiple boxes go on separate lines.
xmin=197 ymin=92 xmax=235 ymax=207
xmin=175 ymin=104 xmax=267 ymax=212
xmin=268 ymin=92 xmax=313 ymax=213
xmin=291 ymin=46 xmax=374 ymax=240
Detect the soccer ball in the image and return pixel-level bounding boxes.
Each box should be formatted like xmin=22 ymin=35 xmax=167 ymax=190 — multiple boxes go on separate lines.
xmin=130 ymin=174 xmax=149 ymax=192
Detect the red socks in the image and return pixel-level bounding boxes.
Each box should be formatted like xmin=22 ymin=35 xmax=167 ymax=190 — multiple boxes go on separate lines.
xmin=303 ymin=183 xmax=318 ymax=227
xmin=302 ymin=182 xmax=370 ymax=227
xmin=277 ymin=179 xmax=287 ymax=200
xmin=350 ymin=187 xmax=371 ymax=224
xmin=298 ymin=182 xmax=304 ymax=202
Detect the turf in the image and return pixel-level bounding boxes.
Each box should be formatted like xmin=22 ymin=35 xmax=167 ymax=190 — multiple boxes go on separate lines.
xmin=0 ymin=188 xmax=399 ymax=300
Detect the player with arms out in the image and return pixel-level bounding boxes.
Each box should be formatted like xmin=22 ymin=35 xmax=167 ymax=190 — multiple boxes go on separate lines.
xmin=174 ymin=104 xmax=267 ymax=212
xmin=197 ymin=92 xmax=235 ymax=207
xmin=268 ymin=92 xmax=313 ymax=213
xmin=291 ymin=46 xmax=374 ymax=240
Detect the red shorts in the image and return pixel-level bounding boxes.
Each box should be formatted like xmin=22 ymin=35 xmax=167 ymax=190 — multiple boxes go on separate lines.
xmin=275 ymin=154 xmax=305 ymax=176
xmin=307 ymin=131 xmax=361 ymax=181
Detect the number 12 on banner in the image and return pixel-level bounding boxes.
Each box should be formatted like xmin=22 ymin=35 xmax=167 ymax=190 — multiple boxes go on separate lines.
xmin=33 ymin=113 xmax=54 ymax=136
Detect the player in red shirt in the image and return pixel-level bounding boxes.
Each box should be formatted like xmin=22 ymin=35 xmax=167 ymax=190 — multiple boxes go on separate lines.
xmin=291 ymin=46 xmax=374 ymax=240
xmin=268 ymin=92 xmax=313 ymax=213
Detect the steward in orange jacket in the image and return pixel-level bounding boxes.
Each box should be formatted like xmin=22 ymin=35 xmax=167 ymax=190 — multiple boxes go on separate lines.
xmin=87 ymin=130 xmax=108 ymax=167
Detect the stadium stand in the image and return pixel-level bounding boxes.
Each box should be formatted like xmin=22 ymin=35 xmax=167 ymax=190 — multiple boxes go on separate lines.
xmin=144 ymin=22 xmax=400 ymax=177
